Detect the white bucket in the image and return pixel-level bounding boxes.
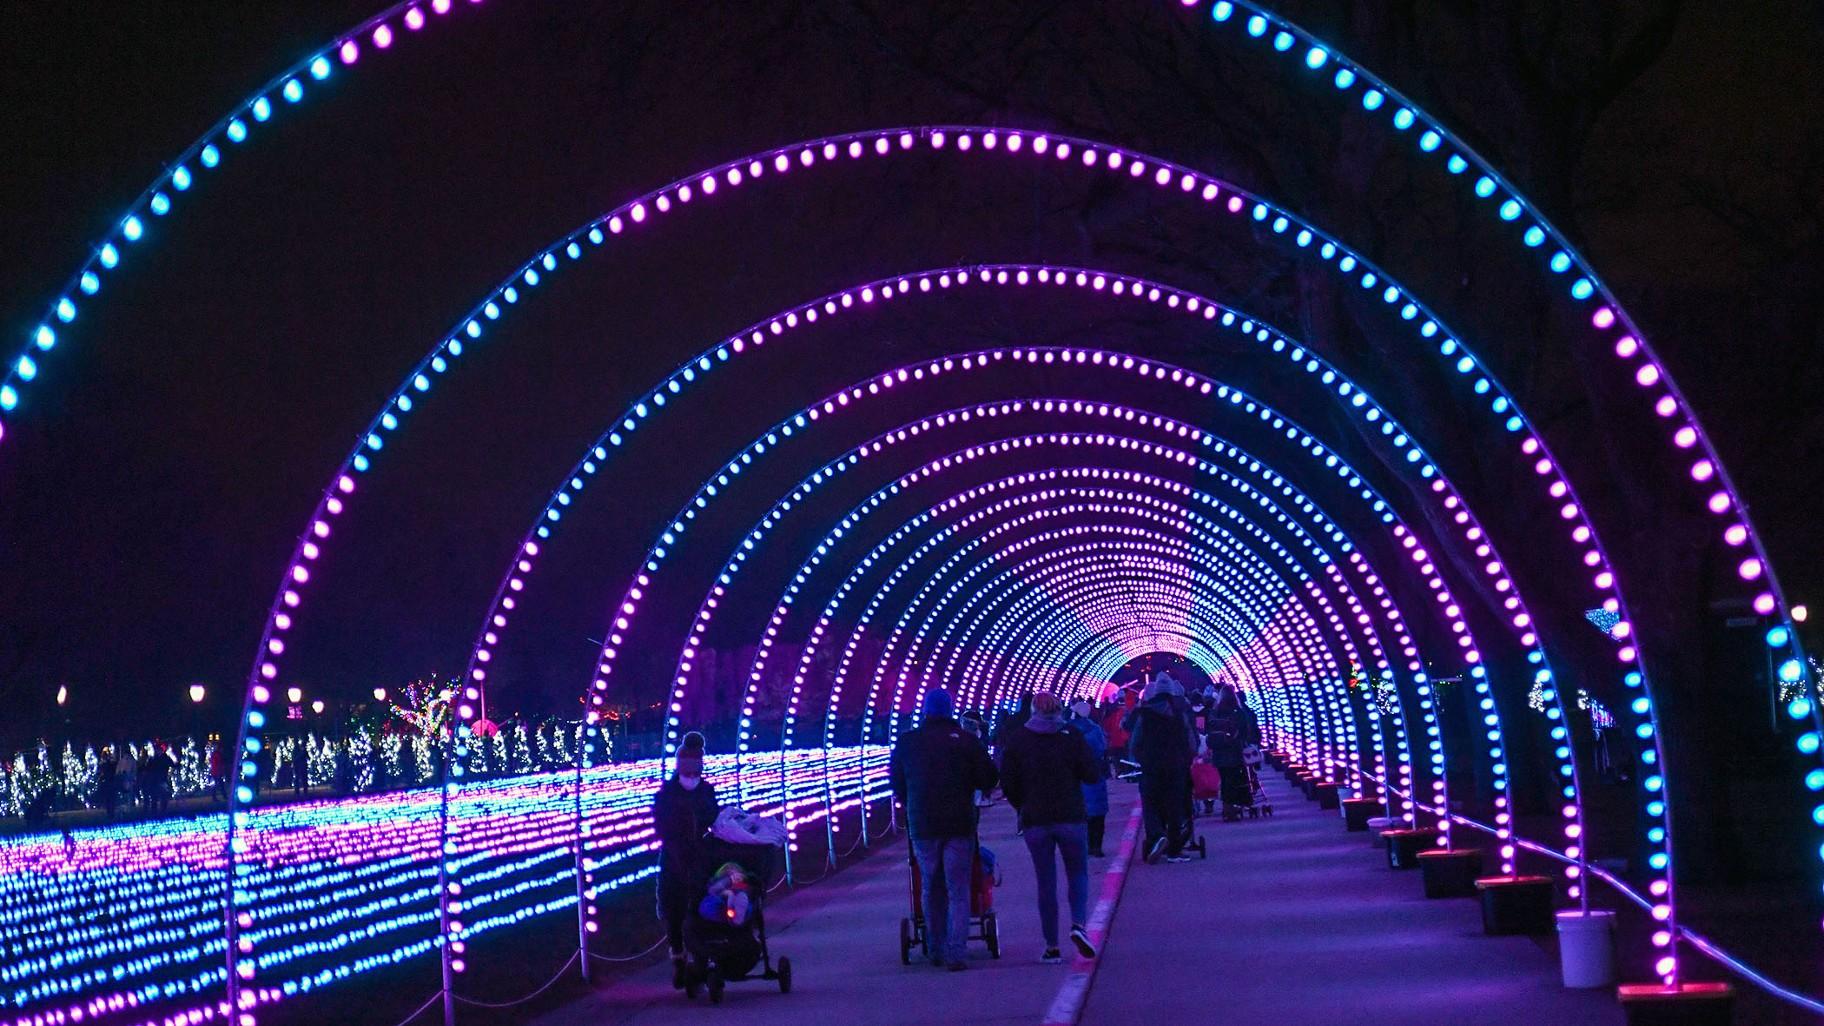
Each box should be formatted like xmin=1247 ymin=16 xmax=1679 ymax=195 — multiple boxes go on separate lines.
xmin=1366 ymin=816 xmax=1394 ymax=845
xmin=1556 ymin=909 xmax=1616 ymax=988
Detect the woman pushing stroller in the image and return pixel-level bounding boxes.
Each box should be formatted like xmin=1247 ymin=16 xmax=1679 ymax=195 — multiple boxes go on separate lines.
xmin=656 ymin=732 xmax=720 ymax=988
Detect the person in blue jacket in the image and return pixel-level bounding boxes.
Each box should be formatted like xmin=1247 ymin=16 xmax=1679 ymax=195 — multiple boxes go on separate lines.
xmin=1068 ymin=699 xmax=1111 ymax=856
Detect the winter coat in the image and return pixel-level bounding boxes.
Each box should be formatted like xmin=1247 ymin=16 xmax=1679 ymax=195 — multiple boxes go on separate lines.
xmin=1068 ymin=717 xmax=1111 ymax=817
xmin=1125 ymin=695 xmax=1195 ymax=772
xmin=1204 ymin=710 xmax=1245 ymax=766
xmin=998 ymin=716 xmax=1100 ymax=829
xmin=890 ymin=716 xmax=999 ymax=839
xmin=653 ymin=775 xmax=722 ymax=880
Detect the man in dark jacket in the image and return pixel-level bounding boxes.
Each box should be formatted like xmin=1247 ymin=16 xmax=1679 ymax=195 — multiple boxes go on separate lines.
xmin=653 ymin=732 xmax=720 ymax=986
xmin=1125 ymin=673 xmax=1196 ymax=863
xmin=1001 ymin=692 xmax=1102 ymax=963
xmin=891 ymin=688 xmax=999 ymax=970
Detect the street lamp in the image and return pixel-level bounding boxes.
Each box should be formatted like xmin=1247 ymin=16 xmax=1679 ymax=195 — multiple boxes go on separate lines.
xmin=373 ymin=687 xmax=387 ymax=702
xmin=310 ymin=699 xmax=325 ymax=716
xmin=55 ymin=684 xmax=68 ymax=707
xmin=189 ymin=683 xmax=206 ymax=704
xmin=287 ymin=686 xmax=303 ymax=705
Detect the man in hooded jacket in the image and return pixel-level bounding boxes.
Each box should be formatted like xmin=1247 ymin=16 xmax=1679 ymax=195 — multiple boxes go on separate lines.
xmin=891 ymin=688 xmax=999 ymax=969
xmin=1124 ymin=672 xmax=1197 ymax=863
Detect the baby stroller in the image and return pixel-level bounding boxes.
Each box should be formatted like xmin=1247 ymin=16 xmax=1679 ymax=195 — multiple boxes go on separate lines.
xmin=680 ymin=837 xmax=792 ymax=1003
xmin=1115 ymin=759 xmax=1206 ymax=859
xmin=1240 ymin=744 xmax=1272 ymax=818
xmin=900 ymin=833 xmax=1000 ymax=963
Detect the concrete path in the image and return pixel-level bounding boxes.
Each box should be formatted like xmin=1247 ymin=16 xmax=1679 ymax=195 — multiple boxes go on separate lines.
xmin=540 ymin=776 xmax=1623 ymax=1025
xmin=1080 ymin=777 xmax=1624 ymax=1025
xmin=535 ymin=792 xmax=1135 ymax=1026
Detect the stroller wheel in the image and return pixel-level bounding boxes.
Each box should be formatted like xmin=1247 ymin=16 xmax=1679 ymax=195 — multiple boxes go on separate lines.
xmin=984 ymin=912 xmax=1001 ymax=959
xmin=777 ymin=956 xmax=793 ymax=993
xmin=899 ymin=917 xmax=913 ymax=965
xmin=1198 ymin=837 xmax=1207 ymax=859
xmin=707 ymin=968 xmax=725 ymax=1005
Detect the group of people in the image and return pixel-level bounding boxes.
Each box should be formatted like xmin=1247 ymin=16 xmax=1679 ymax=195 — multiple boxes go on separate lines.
xmin=646 ymin=671 xmax=1256 ymax=976
xmin=890 ymin=687 xmax=1108 ymax=969
xmin=93 ymin=743 xmax=180 ymax=819
xmin=1123 ymin=670 xmax=1261 ymax=863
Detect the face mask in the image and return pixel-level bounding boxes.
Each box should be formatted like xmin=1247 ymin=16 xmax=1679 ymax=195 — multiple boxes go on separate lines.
xmin=679 ymin=774 xmax=701 ymax=790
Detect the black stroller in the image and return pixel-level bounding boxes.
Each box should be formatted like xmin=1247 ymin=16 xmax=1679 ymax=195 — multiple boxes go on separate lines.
xmin=679 ymin=837 xmax=792 ymax=1003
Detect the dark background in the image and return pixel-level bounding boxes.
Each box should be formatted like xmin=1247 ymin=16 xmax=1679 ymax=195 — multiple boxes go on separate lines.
xmin=2 ymin=0 xmax=1822 ymax=997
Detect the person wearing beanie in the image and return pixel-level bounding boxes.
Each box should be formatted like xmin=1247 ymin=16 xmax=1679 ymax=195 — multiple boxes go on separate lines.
xmin=653 ymin=731 xmax=720 ymax=986
xmin=1001 ymin=693 xmax=1103 ymax=963
xmin=1124 ymin=673 xmax=1198 ymax=863
xmin=890 ymin=688 xmax=999 ymax=970
xmin=1066 ymin=700 xmax=1111 ymax=857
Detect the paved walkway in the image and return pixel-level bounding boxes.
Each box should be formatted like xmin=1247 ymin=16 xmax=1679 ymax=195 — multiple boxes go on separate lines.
xmin=540 ymin=777 xmax=1623 ymax=1025
xmin=536 ymin=791 xmax=1130 ymax=1026
xmin=1082 ymin=778 xmax=1623 ymax=1025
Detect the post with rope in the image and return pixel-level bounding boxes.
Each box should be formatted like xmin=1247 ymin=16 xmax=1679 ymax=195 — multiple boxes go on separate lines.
xmin=437 ymin=735 xmax=457 ymax=1026
xmin=574 ymin=727 xmax=593 ymax=984
xmin=778 ymin=741 xmax=794 ymax=884
xmin=821 ymin=743 xmax=837 ymax=872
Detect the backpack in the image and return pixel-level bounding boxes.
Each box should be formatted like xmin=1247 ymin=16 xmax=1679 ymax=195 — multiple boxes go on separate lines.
xmin=1205 ymin=714 xmax=1243 ymax=762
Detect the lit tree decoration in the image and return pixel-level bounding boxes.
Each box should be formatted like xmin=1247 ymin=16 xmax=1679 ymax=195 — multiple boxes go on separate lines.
xmin=347 ymin=729 xmax=374 ymax=791
xmin=1371 ymin=675 xmax=1400 ymax=717
xmin=378 ymin=732 xmax=403 ymax=782
xmin=58 ymin=743 xmax=87 ymax=806
xmin=1528 ymin=678 xmax=1549 ymax=714
xmin=1584 ymin=607 xmax=1623 ymax=638
xmin=174 ymin=737 xmax=208 ymax=796
xmin=510 ymin=722 xmax=532 ymax=773
xmin=309 ymin=734 xmax=335 ymax=787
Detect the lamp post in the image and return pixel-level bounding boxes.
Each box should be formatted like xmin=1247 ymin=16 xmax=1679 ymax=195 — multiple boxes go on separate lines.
xmin=53 ymin=685 xmax=69 ymax=813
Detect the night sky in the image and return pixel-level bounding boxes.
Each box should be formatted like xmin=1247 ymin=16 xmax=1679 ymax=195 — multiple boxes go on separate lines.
xmin=2 ymin=0 xmax=1821 ymax=813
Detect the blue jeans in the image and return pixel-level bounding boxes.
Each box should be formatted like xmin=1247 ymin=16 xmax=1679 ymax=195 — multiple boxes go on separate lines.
xmin=1022 ymin=821 xmax=1090 ymax=948
xmin=912 ymin=836 xmax=972 ymax=964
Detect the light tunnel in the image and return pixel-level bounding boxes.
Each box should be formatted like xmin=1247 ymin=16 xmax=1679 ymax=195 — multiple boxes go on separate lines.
xmin=3 ymin=3 xmax=1819 ymax=1025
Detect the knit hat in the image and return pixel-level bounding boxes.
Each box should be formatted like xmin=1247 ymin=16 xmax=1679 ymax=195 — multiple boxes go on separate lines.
xmin=1070 ymin=699 xmax=1092 ymax=718
xmin=921 ymin=688 xmax=955 ymax=722
xmin=676 ymin=732 xmax=706 ymax=776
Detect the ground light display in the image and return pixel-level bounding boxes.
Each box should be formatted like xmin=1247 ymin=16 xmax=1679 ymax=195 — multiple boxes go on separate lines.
xmin=2 ymin=2 xmax=1821 ymax=1025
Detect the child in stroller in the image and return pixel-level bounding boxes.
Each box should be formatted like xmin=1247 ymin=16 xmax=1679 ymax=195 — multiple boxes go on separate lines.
xmin=679 ymin=838 xmax=792 ymax=1002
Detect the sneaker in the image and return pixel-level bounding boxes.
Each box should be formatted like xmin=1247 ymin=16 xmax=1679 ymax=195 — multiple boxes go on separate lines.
xmin=1041 ymin=948 xmax=1064 ymax=964
xmin=1165 ymin=853 xmax=1192 ymax=863
xmin=670 ymin=955 xmax=688 ymax=989
xmin=947 ymin=960 xmax=969 ymax=972
xmin=1145 ymin=837 xmax=1166 ymax=864
xmin=1070 ymin=925 xmax=1098 ymax=959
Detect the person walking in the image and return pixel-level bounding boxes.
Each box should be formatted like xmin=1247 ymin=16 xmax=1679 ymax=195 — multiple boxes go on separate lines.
xmin=1067 ymin=700 xmax=1111 ymax=857
xmin=1204 ymin=685 xmax=1250 ymax=817
xmin=115 ymin=747 xmax=138 ymax=816
xmin=1125 ymin=673 xmax=1196 ymax=863
xmin=98 ymin=748 xmax=118 ymax=820
xmin=1000 ymin=693 xmax=1102 ymax=964
xmin=653 ymin=731 xmax=720 ymax=988
xmin=890 ymin=688 xmax=998 ymax=971
xmin=209 ymin=740 xmax=228 ymax=802
xmin=140 ymin=743 xmax=176 ymax=817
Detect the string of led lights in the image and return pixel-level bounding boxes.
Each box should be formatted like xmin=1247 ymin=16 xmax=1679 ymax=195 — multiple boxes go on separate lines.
xmin=4 ymin=0 xmax=1810 ymax=1014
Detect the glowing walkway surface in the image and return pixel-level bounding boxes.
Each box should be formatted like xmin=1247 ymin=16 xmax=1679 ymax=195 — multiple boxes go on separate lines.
xmin=537 ymin=777 xmax=1619 ymax=1026
xmin=1080 ymin=778 xmax=1624 ymax=1026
